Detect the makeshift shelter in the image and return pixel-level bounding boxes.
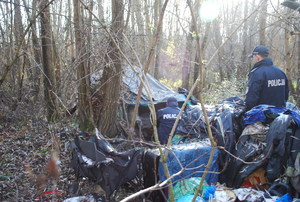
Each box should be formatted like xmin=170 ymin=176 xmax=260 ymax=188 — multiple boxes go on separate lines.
xmin=121 ymin=66 xmax=188 ymax=105
xmin=89 ymin=65 xmax=195 ymax=141
xmin=120 ymin=66 xmax=197 ymax=141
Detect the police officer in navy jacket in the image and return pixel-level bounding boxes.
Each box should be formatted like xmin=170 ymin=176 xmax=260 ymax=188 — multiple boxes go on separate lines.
xmin=245 ymin=45 xmax=289 ymax=111
xmin=157 ymin=97 xmax=180 ymax=145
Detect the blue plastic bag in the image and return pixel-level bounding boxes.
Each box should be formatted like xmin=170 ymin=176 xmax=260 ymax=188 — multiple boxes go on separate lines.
xmin=202 ymin=185 xmax=216 ymax=200
xmin=275 ymin=193 xmax=292 ymax=202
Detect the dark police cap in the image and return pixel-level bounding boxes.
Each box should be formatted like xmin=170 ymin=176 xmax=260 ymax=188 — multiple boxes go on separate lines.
xmin=248 ymin=45 xmax=269 ymax=58
xmin=167 ymin=97 xmax=178 ymax=104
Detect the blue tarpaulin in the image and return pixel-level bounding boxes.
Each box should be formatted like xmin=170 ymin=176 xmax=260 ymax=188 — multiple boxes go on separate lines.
xmin=158 ymin=142 xmax=219 ymax=185
xmin=244 ymin=105 xmax=300 ymax=127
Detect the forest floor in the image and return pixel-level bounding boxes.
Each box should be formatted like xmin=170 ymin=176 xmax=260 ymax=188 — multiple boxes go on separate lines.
xmin=0 ymin=101 xmax=138 ymax=202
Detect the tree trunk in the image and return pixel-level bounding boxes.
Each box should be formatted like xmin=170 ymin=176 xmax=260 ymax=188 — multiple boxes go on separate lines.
xmin=198 ymin=22 xmax=211 ymax=91
xmin=98 ymin=0 xmax=124 ymax=137
xmin=193 ymin=3 xmax=211 ymax=99
xmin=182 ymin=19 xmax=194 ymax=89
xmin=12 ymin=0 xmax=25 ymax=110
xmin=248 ymin=0 xmax=258 ymax=51
xmin=73 ymin=0 xmax=94 ymax=131
xmin=284 ymin=28 xmax=294 ymax=96
xmin=97 ymin=0 xmax=105 ymax=23
xmin=296 ymin=32 xmax=300 ymax=106
xmin=134 ymin=0 xmax=146 ymax=63
xmin=153 ymin=0 xmax=163 ymax=79
xmin=237 ymin=0 xmax=250 ymax=80
xmin=40 ymin=0 xmax=58 ymax=121
xmin=86 ymin=0 xmax=94 ymax=72
xmin=66 ymin=0 xmax=75 ymax=62
xmin=51 ymin=2 xmax=62 ymax=97
xmin=259 ymin=0 xmax=268 ymax=45
xmin=186 ymin=1 xmax=200 ymax=90
xmin=52 ymin=37 xmax=61 ymax=97
xmin=124 ymin=0 xmax=131 ymax=29
xmin=213 ymin=19 xmax=224 ymax=82
xmin=26 ymin=0 xmax=41 ymax=101
xmin=144 ymin=0 xmax=155 ymax=76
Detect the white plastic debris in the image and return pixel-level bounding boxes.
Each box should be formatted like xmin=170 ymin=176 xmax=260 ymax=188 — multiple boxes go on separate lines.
xmin=215 ymin=189 xmax=236 ymax=202
xmin=82 ymin=155 xmax=95 ymax=166
xmin=233 ymin=188 xmax=265 ymax=201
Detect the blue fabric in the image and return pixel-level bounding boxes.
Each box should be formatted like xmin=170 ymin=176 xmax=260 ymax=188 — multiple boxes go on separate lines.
xmin=244 ymin=105 xmax=300 ymax=127
xmin=289 ymin=110 xmax=300 ymax=127
xmin=275 ymin=193 xmax=293 ymax=202
xmin=158 ymin=143 xmax=219 ymax=185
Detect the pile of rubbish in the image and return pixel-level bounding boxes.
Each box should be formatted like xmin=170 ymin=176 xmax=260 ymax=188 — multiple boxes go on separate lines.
xmin=172 ymin=181 xmax=293 ymax=202
xmin=68 ymin=96 xmax=300 ymax=201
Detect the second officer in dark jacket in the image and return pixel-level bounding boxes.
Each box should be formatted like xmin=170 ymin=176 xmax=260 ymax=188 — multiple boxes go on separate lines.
xmin=157 ymin=97 xmax=180 ymax=145
xmin=245 ymin=45 xmax=289 ymax=111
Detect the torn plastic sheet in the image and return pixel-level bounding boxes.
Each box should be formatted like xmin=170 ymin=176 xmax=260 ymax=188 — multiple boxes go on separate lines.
xmin=233 ymin=188 xmax=278 ymax=201
xmin=81 ymin=155 xmax=114 ymax=168
xmin=70 ymin=134 xmax=144 ymax=198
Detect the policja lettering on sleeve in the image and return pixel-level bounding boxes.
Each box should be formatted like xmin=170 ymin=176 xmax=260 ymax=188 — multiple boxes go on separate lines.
xmin=268 ymin=79 xmax=285 ymax=87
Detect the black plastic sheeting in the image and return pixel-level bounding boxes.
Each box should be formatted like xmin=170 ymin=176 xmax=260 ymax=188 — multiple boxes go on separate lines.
xmin=142 ymin=150 xmax=165 ymax=202
xmin=289 ymin=129 xmax=300 ymax=193
xmin=265 ymin=115 xmax=293 ymax=182
xmin=175 ymin=97 xmax=245 ymax=174
xmin=176 ymin=96 xmax=245 ymax=139
xmin=70 ymin=133 xmax=144 ymax=198
xmin=226 ymin=114 xmax=296 ymax=188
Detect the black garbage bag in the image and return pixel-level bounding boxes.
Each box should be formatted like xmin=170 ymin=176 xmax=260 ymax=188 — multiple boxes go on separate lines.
xmin=217 ymin=96 xmax=245 ymax=139
xmin=70 ymin=133 xmax=144 ymax=198
xmin=267 ymin=182 xmax=291 ymax=197
xmin=226 ymin=114 xmax=293 ymax=188
xmin=214 ymin=108 xmax=237 ymax=182
xmin=264 ymin=114 xmax=293 ymax=182
xmin=285 ymin=128 xmax=300 ymax=193
xmin=177 ymin=87 xmax=198 ymax=105
xmin=176 ymin=104 xmax=208 ymax=138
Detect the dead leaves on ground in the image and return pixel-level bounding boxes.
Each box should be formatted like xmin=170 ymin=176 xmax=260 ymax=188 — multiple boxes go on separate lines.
xmin=0 ymin=119 xmax=77 ymax=201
